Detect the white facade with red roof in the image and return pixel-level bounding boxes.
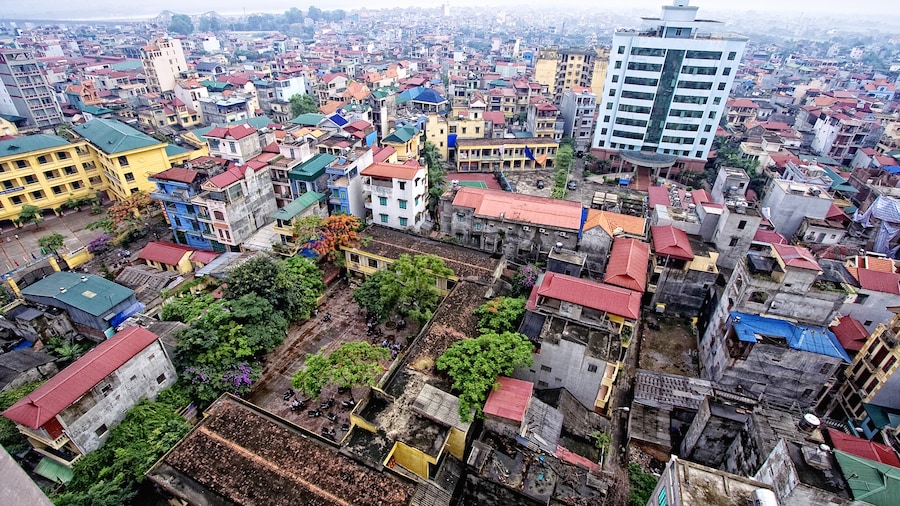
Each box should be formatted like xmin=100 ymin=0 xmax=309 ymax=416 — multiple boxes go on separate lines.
xmin=206 ymin=123 xmax=264 ymax=164
xmin=842 ymin=255 xmax=900 ymax=333
xmin=2 ymin=327 xmax=175 ymax=467
xmin=361 ymin=160 xmax=428 ymax=231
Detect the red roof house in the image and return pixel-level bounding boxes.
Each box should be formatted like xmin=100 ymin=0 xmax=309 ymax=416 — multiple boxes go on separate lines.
xmin=651 ymin=225 xmax=694 ymax=261
xmin=604 ymin=238 xmax=649 ymax=293
xmin=528 ymin=271 xmax=642 ymax=320
xmin=483 ymin=377 xmax=533 ymax=424
xmin=827 ymin=429 xmax=900 ymax=468
xmin=772 ymin=243 xmax=821 ymax=272
xmin=830 ymin=315 xmax=870 ymax=353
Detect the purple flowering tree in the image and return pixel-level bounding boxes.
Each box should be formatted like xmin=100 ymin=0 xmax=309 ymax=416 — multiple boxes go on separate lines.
xmin=87 ymin=233 xmax=113 ymax=254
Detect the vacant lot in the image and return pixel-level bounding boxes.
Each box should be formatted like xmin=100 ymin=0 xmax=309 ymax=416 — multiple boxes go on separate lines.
xmin=638 ymin=317 xmax=699 ymax=377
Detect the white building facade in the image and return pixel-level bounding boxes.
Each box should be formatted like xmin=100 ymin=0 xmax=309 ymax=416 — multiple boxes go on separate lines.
xmin=361 ymin=161 xmax=428 ymax=231
xmin=592 ymin=0 xmax=747 ymax=162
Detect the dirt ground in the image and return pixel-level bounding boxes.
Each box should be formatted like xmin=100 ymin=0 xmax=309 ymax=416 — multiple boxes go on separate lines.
xmin=638 ymin=317 xmax=700 ymax=377
xmin=247 ymin=280 xmax=417 ymax=438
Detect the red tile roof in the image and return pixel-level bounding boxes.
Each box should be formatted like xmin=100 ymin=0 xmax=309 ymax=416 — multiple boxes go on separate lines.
xmin=555 ymin=444 xmax=600 ymax=472
xmin=772 ymin=243 xmax=821 ymax=271
xmin=137 ymin=241 xmax=195 ymax=266
xmin=647 ymin=186 xmax=670 ymax=209
xmin=206 ymin=123 xmax=256 ymax=140
xmin=753 ymin=229 xmax=787 ymax=245
xmin=854 ymin=268 xmax=900 ymax=295
xmin=150 ymin=167 xmax=199 ymax=183
xmin=190 ymin=250 xmax=220 ymax=264
xmin=361 ymin=162 xmax=423 ymax=180
xmin=452 ymin=188 xmax=583 ymax=230
xmin=372 ymin=146 xmax=396 ymax=163
xmin=483 ymin=376 xmax=533 ymax=423
xmin=831 ymin=315 xmax=869 ymax=353
xmin=530 ymin=272 xmax=641 ymax=320
xmin=2 ymin=327 xmax=160 ymax=429
xmin=827 ymin=429 xmax=900 ymax=468
xmin=604 ymin=238 xmax=649 ymax=293
xmin=651 ymin=225 xmax=694 ymax=261
xmin=826 ymin=204 xmax=848 ymax=221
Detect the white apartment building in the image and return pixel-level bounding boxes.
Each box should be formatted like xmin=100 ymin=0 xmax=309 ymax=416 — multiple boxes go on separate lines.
xmin=592 ymin=0 xmax=747 ymax=169
xmin=141 ymin=38 xmax=187 ymax=93
xmin=361 ymin=161 xmax=428 ymax=231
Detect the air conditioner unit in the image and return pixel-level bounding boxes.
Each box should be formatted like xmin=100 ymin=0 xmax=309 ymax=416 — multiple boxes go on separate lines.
xmin=539 ymin=228 xmax=547 ymax=234
xmin=523 ymin=225 xmax=530 ymax=231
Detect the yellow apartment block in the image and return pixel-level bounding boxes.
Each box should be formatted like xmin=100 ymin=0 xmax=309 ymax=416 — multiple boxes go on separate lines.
xmin=425 ymin=114 xmax=486 ymax=161
xmin=0 ymin=135 xmax=104 ymax=222
xmin=456 ymin=137 xmax=558 ymax=172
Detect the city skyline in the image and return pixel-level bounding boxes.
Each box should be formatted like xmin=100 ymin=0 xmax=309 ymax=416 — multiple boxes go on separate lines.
xmin=4 ymin=0 xmax=899 ymax=22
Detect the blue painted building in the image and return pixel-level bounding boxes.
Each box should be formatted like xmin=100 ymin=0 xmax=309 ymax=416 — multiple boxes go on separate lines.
xmin=148 ymin=159 xmax=228 ymax=250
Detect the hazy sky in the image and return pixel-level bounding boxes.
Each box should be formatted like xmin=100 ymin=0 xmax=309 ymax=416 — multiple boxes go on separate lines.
xmin=3 ymin=0 xmax=897 ymax=21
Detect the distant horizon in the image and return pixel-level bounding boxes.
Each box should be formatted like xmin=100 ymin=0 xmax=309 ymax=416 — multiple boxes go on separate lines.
xmin=2 ymin=0 xmax=898 ymax=23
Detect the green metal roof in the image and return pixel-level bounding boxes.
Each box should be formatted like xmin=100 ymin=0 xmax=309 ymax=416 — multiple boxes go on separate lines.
xmin=200 ymin=80 xmax=230 ymax=92
xmin=383 ymin=125 xmax=419 ymax=144
xmin=72 ymin=119 xmax=161 ymax=155
xmin=290 ymin=113 xmax=325 ymax=126
xmin=834 ymin=450 xmax=900 ymax=506
xmin=0 ymin=134 xmax=69 ymax=156
xmin=21 ymin=272 xmax=134 ymax=317
xmin=271 ymin=191 xmax=325 ymax=221
xmin=289 ymin=153 xmax=336 ymax=181
xmin=0 ymin=113 xmax=26 ymax=122
xmin=110 ymin=60 xmax=143 ymax=71
xmin=165 ymin=144 xmax=190 ymax=157
xmin=80 ymin=104 xmax=114 ymax=115
xmin=34 ymin=457 xmax=73 ymax=483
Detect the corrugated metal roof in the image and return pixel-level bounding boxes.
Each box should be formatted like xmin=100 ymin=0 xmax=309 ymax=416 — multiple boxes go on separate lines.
xmin=271 ymin=192 xmax=325 ymax=221
xmin=604 ymin=238 xmax=649 ymax=293
xmin=533 ymin=272 xmax=641 ymax=320
xmin=483 ymin=376 xmax=533 ymax=423
xmin=21 ymin=272 xmax=133 ymax=317
xmin=833 ymin=450 xmax=900 ymax=505
xmin=2 ymin=327 xmax=160 ymax=429
xmin=830 ymin=315 xmax=869 ymax=353
xmin=855 ymin=268 xmax=900 ymax=295
xmin=729 ymin=311 xmax=851 ymax=362
xmin=772 ymin=243 xmax=821 ymax=271
xmin=289 ymin=153 xmax=336 ymax=181
xmin=137 ymin=241 xmax=195 ymax=266
xmin=452 ymin=187 xmax=583 ymax=230
xmin=651 ymin=225 xmax=694 ymax=261
xmin=361 ymin=162 xmax=423 ymax=180
xmin=0 ymin=134 xmax=69 ymax=155
xmin=72 ymin=118 xmax=160 ymax=154
xmin=828 ymin=429 xmax=900 ymax=468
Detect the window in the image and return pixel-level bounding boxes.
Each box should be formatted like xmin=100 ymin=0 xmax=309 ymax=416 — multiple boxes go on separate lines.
xmin=31 ymin=190 xmax=44 ymax=200
xmin=606 ymin=102 xmax=613 ymax=110
xmin=399 ymin=181 xmax=406 ymax=190
xmin=398 ymin=199 xmax=407 ymax=209
xmin=52 ymin=185 xmax=64 ymax=194
xmin=461 ymin=127 xmax=467 ymax=134
xmin=95 ymin=424 xmax=108 ymax=437
xmin=380 ymin=214 xmax=388 ymax=223
xmin=538 ymin=380 xmax=549 ymax=387
xmin=704 ymin=125 xmax=712 ymax=132
xmin=213 ymin=210 xmax=225 ymax=221
xmin=631 ymin=47 xmax=666 ymax=57
xmin=100 ymin=383 xmax=113 ymax=396
xmin=855 ymin=293 xmax=869 ymax=304
xmin=368 ymin=258 xmax=378 ymax=268
xmin=617 ymin=46 xmax=625 ymax=54
xmin=11 ymin=195 xmax=21 ymax=205
xmin=456 ymin=213 xmax=465 ymax=223
xmin=37 ymin=155 xmax=48 ymax=164
xmin=399 ymin=217 xmax=408 ymax=227
xmin=738 ymin=220 xmax=747 ymax=230
xmin=70 ymin=181 xmax=82 ymax=190
xmin=723 ymin=67 xmax=732 ymax=76
xmin=156 ymin=373 xmax=167 ymax=384
xmin=117 ymin=155 xmax=129 ymax=166
xmin=378 ymin=196 xmax=387 ymax=206
xmin=587 ymin=364 xmax=598 ymax=373
xmin=718 ymin=82 xmax=727 ymax=91
xmin=540 ymin=365 xmax=552 ymax=372
xmin=728 ymin=51 xmax=737 ymax=60
xmin=658 ymin=487 xmax=667 ymax=506
xmin=57 ymin=151 xmax=69 ymax=160
xmin=16 ymin=160 xmax=28 ymax=169
xmin=729 ymin=237 xmax=739 ymax=247
xmin=125 ymin=172 xmax=135 ymax=182
xmin=864 ymin=320 xmax=873 ymax=327
xmin=414 ymin=196 xmax=420 ymax=206
xmin=608 ymin=89 xmax=616 ymax=97
xmin=611 ymin=75 xmax=619 ymax=83
xmin=475 ymin=223 xmax=482 ymax=231
xmin=24 ymin=175 xmax=36 ymax=184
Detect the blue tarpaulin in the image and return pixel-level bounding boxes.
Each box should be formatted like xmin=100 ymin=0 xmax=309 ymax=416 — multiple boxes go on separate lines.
xmin=448 ymin=134 xmax=457 ymax=148
xmin=109 ymin=301 xmax=145 ymax=328
xmin=524 ymin=146 xmax=535 ymax=161
xmin=729 ymin=311 xmax=851 ymax=362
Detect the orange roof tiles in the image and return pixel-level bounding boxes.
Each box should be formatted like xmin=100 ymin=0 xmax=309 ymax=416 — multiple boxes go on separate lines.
xmin=772 ymin=243 xmax=821 ymax=271
xmin=583 ymin=209 xmax=647 ymax=238
xmin=483 ymin=377 xmax=533 ymax=423
xmin=604 ymin=238 xmax=649 ymax=293
xmin=451 ymin=188 xmax=583 ymax=230
xmin=651 ymin=225 xmax=694 ymax=261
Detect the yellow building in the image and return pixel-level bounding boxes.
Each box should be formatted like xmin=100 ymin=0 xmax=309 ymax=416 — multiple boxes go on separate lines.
xmin=456 ymin=137 xmax=558 ymax=172
xmin=590 ymin=47 xmax=610 ymax=93
xmin=424 ymin=113 xmax=485 ymax=161
xmin=381 ymin=124 xmax=421 ymax=162
xmin=0 ymin=116 xmax=19 ymax=137
xmin=72 ymin=119 xmax=181 ymax=201
xmin=534 ymin=46 xmax=606 ymax=104
xmin=270 ymin=191 xmax=328 ymax=256
xmin=0 ymin=134 xmax=104 ymax=222
xmin=533 ymin=47 xmax=560 ymax=98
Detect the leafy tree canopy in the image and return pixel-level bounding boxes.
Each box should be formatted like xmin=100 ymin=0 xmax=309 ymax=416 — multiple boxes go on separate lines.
xmin=168 ymin=14 xmax=194 ymax=35
xmin=290 ymin=93 xmax=319 ymax=116
xmin=423 ymin=141 xmax=446 ymax=221
xmin=436 ymin=331 xmax=534 ymax=422
xmin=198 ymin=14 xmax=221 ymax=32
xmin=160 ymin=293 xmax=216 ymax=322
xmin=223 ymin=254 xmax=323 ymax=322
xmin=473 ymin=297 xmax=526 ymax=334
xmin=38 ymin=232 xmax=65 ymax=253
xmin=107 ymin=191 xmax=153 ymax=230
xmin=353 ymin=253 xmax=453 ymax=325
xmin=291 ymin=342 xmax=390 ymax=399
xmin=17 ymin=204 xmax=43 ymax=227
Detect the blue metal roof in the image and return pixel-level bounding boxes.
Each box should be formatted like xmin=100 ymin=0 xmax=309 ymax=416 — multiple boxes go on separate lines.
xmin=729 ymin=311 xmax=851 ymax=362
xmin=327 ymin=113 xmax=348 ymax=127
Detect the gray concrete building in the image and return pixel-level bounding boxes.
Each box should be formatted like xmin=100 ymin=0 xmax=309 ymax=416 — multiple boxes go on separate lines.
xmin=559 ymin=87 xmax=597 ymax=153
xmin=760 ymin=179 xmax=834 ymax=240
xmin=0 ymin=48 xmax=63 ymax=130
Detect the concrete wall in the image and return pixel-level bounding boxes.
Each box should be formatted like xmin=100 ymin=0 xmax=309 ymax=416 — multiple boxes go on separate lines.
xmin=842 ymin=291 xmax=897 ymax=334
xmin=514 ymin=337 xmax=606 ymax=409
xmin=56 ymin=339 xmax=176 ymax=454
xmin=712 ymin=207 xmax=761 ymax=270
xmin=653 ymin=266 xmax=717 ymax=317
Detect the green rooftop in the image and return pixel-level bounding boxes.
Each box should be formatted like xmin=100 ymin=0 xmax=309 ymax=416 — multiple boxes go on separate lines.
xmin=290 ymin=113 xmax=325 ymax=126
xmin=834 ymin=450 xmax=900 ymax=506
xmin=21 ymin=271 xmax=134 ymax=317
xmin=111 ymin=60 xmax=144 ymax=71
xmin=289 ymin=153 xmax=336 ymax=181
xmin=0 ymin=134 xmax=69 ymax=156
xmin=72 ymin=119 xmax=161 ymax=155
xmin=165 ymin=144 xmax=190 ymax=157
xmin=200 ymin=80 xmax=230 ymax=92
xmin=271 ymin=191 xmax=325 ymax=221
xmin=383 ymin=125 xmax=419 ymax=144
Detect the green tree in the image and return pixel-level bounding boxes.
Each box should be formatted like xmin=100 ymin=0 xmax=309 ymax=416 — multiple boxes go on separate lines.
xmin=45 ymin=337 xmax=90 ymax=366
xmin=628 ymin=462 xmax=659 ymax=506
xmin=52 ymin=387 xmax=191 ymax=505
xmin=436 ymin=331 xmax=534 ymax=421
xmin=473 ymin=297 xmax=526 ymax=334
xmin=160 ymin=293 xmax=216 ymax=322
xmin=223 ymin=255 xmax=323 ymax=322
xmin=37 ymin=232 xmax=65 ymax=254
xmin=16 ymin=204 xmax=43 ymax=228
xmin=291 ymin=342 xmax=390 ymax=399
xmin=168 ymin=14 xmax=194 ymax=35
xmin=308 ymin=6 xmax=323 ymax=20
xmin=290 ymin=94 xmax=319 ymax=116
xmin=0 ymin=381 xmax=45 ymax=454
xmin=198 ymin=14 xmax=221 ymax=32
xmin=353 ymin=253 xmax=453 ymax=325
xmin=423 ymin=141 xmax=446 ymax=222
